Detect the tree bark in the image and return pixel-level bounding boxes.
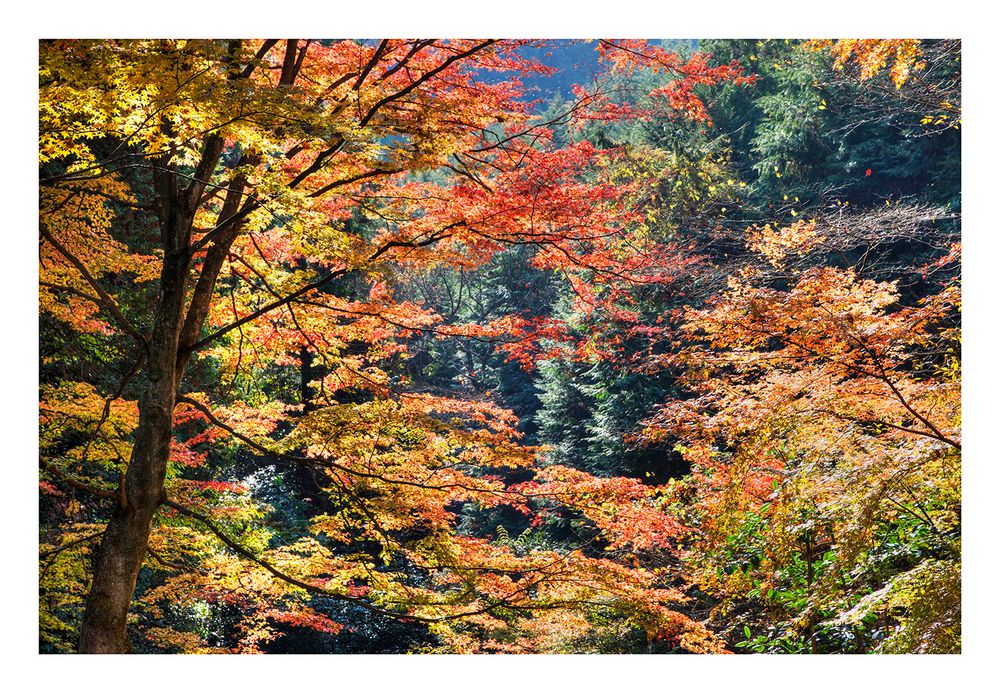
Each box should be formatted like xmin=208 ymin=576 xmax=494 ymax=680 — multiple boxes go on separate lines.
xmin=78 ymin=170 xmax=194 ymax=653
xmin=76 ymin=41 xmax=258 ymax=654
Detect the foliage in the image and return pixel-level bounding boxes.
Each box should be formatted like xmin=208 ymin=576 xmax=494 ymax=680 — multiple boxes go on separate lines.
xmin=640 ymin=224 xmax=960 ymax=653
xmin=39 ymin=38 xmax=747 ymax=654
xmin=38 ymin=38 xmax=959 ymax=655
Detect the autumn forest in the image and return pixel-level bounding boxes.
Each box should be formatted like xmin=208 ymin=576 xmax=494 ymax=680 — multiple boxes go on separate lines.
xmin=38 ymin=38 xmax=961 ymax=655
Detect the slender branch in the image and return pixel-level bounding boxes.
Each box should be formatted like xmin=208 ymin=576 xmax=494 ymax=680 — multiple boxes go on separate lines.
xmin=39 ymin=226 xmax=148 ymax=348
xmin=39 ymin=281 xmax=102 ymax=306
xmin=373 ymin=40 xmax=436 ymax=85
xmin=824 ymin=308 xmax=961 ymax=450
xmin=184 ymin=266 xmax=349 ymax=353
xmin=357 ymin=40 xmax=497 ymax=128
xmin=146 ymin=547 xmax=209 ymax=574
xmin=306 ymin=167 xmax=404 ymax=198
xmin=161 ymin=497 xmax=602 ymax=624
xmin=185 ymin=223 xmax=464 ymax=353
xmin=40 ymin=462 xmax=116 ymax=500
xmin=39 ymin=531 xmax=106 ymax=560
xmin=817 ymin=408 xmax=961 ymax=447
xmin=39 ymin=530 xmax=106 ymax=582
xmin=161 ymin=498 xmax=436 ymax=621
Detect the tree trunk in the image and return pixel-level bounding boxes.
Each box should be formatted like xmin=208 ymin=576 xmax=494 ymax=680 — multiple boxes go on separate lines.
xmin=77 ymin=49 xmax=248 ymax=654
xmin=78 ymin=227 xmax=191 ymax=653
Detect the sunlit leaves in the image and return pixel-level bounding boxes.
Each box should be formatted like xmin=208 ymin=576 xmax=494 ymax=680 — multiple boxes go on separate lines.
xmin=806 ymin=39 xmax=926 ymax=89
xmin=639 ymin=214 xmax=960 ymax=652
xmin=38 ymin=37 xmax=756 ymax=653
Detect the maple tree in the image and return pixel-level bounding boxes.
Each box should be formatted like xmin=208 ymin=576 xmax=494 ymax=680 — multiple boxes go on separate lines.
xmin=638 ymin=214 xmax=960 ymax=652
xmin=39 ymin=38 xmax=749 ymax=653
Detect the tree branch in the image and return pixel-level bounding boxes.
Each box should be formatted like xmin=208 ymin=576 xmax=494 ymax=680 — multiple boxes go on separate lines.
xmin=39 ymin=226 xmax=148 ymax=348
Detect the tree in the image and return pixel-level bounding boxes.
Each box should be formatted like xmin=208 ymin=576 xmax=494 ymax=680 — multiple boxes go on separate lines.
xmin=640 ymin=217 xmax=960 ymax=653
xmin=39 ymin=39 xmax=747 ymax=653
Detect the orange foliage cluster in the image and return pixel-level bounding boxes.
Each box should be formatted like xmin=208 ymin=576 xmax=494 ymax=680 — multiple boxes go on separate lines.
xmin=806 ymin=39 xmax=926 ymax=88
xmin=637 ymin=217 xmax=960 ymax=646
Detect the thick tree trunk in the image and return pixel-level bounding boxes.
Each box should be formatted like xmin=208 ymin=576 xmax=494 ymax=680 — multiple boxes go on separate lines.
xmin=77 ymin=371 xmax=178 ymax=652
xmin=77 ymin=46 xmax=251 ymax=654
xmin=79 ymin=231 xmax=191 ymax=653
